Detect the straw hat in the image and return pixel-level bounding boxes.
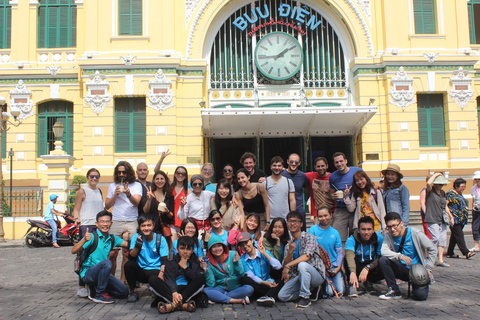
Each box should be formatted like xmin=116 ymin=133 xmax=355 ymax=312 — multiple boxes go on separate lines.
xmin=433 ymin=175 xmax=449 ymax=185
xmin=381 ymin=164 xmax=403 ymax=179
xmin=474 ymin=171 xmax=480 ymax=180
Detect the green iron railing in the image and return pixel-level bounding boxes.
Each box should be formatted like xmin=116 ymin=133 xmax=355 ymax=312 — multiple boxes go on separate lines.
xmin=2 ymin=190 xmax=43 ymax=217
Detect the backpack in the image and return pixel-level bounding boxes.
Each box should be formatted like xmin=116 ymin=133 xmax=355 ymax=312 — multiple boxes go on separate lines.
xmin=73 ymin=231 xmax=114 ymax=275
xmin=317 ymin=244 xmax=332 ymax=271
xmin=129 ymin=233 xmax=166 ymax=261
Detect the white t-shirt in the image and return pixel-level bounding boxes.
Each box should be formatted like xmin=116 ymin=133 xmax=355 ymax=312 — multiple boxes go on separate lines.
xmin=107 ymin=181 xmax=142 ymax=221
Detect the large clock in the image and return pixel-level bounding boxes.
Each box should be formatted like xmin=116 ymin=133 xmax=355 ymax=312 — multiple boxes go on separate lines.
xmin=254 ymin=32 xmax=303 ymax=81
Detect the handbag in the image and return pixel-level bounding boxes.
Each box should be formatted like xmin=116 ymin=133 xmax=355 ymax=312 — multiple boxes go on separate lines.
xmin=442 ymin=210 xmax=452 ymax=226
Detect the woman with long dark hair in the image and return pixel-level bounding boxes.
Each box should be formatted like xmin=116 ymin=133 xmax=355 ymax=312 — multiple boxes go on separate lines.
xmin=345 ymin=170 xmax=386 ymax=231
xmin=262 ymin=217 xmax=290 ymax=261
xmin=211 ymin=178 xmax=243 ymax=231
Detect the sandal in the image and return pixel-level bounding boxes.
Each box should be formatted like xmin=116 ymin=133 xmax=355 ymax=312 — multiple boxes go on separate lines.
xmin=467 ymin=251 xmax=476 ymax=259
xmin=470 ymin=247 xmax=480 ymax=252
xmin=446 ymin=254 xmax=460 ymax=258
xmin=158 ymin=302 xmax=174 ymax=314
xmin=435 ymin=261 xmax=450 ymax=267
xmin=182 ymin=300 xmax=196 ymax=312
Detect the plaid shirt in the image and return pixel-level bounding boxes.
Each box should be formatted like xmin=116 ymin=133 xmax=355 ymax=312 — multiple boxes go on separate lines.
xmin=283 ymin=232 xmax=325 ymax=279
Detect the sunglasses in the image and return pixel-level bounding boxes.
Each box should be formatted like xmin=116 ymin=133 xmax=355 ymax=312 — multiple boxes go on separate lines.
xmin=211 ymin=217 xmax=222 ymax=222
xmin=203 ymin=169 xmax=213 ymax=173
xmin=223 ymin=169 xmax=233 ymax=173
xmin=176 ymin=172 xmax=186 ymax=176
xmin=192 ymin=182 xmax=203 ymax=187
xmin=289 ymin=160 xmax=300 ymax=165
xmin=117 ymin=170 xmax=126 ymax=174
xmin=89 ymin=175 xmax=100 ymax=179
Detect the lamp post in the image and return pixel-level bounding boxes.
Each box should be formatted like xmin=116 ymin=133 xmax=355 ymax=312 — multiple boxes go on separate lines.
xmin=52 ymin=121 xmax=65 ymax=151
xmin=0 ymin=95 xmax=22 ymax=242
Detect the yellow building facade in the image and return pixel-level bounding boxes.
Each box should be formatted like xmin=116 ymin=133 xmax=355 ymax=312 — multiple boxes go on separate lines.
xmin=1 ymin=0 xmax=480 ymax=231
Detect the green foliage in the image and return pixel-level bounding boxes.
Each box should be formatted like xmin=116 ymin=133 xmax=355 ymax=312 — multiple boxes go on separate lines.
xmin=72 ymin=175 xmax=87 ymax=188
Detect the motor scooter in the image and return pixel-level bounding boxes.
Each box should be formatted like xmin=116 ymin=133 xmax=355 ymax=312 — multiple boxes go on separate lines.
xmin=24 ymin=212 xmax=79 ymax=248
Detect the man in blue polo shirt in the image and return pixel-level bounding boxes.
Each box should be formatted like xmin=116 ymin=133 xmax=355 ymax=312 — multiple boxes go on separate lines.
xmin=329 ymin=152 xmax=361 ymax=244
xmin=71 ymin=210 xmax=129 ymax=304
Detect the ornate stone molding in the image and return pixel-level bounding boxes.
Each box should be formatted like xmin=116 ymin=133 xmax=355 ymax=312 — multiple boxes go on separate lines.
xmin=120 ymin=54 xmax=136 ymax=66
xmin=423 ymin=52 xmax=439 ymax=63
xmin=84 ymin=71 xmax=111 ymax=114
xmin=186 ymin=0 xmax=212 ymax=59
xmin=389 ymin=67 xmax=416 ymax=111
xmin=344 ymin=0 xmax=374 ymax=57
xmin=185 ymin=0 xmax=201 ymax=28
xmin=9 ymin=80 xmax=34 ymax=122
xmin=449 ymin=67 xmax=473 ymax=109
xmin=147 ymin=69 xmax=175 ymax=114
xmin=356 ymin=0 xmax=371 ymax=22
xmin=46 ymin=65 xmax=62 ymax=76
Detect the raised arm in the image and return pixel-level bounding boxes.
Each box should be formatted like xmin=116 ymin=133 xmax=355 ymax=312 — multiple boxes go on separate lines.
xmin=154 ymin=150 xmax=171 ymax=173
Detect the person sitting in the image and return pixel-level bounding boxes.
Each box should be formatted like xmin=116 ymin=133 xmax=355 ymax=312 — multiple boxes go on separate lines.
xmin=379 ymin=212 xmax=437 ymax=300
xmin=149 ymin=236 xmax=206 ymax=314
xmin=278 ymin=211 xmax=326 ymax=308
xmin=172 ymin=218 xmax=204 ymax=259
xmin=227 ymin=212 xmax=261 ymax=254
xmin=262 ymin=217 xmax=290 ymax=262
xmin=203 ymin=210 xmax=229 ymax=246
xmin=345 ymin=216 xmax=384 ymax=297
xmin=71 ymin=210 xmax=129 ymax=304
xmin=308 ymin=206 xmax=345 ymax=298
xmin=237 ymin=232 xmax=283 ymax=307
xmin=124 ymin=215 xmax=169 ymax=302
xmin=204 ymin=235 xmax=254 ymax=304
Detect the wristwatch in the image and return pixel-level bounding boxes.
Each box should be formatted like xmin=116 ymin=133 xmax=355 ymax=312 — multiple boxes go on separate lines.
xmin=365 ymin=264 xmax=371 ymax=271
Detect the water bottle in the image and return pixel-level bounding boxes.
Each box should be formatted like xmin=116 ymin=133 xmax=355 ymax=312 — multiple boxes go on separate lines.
xmin=202 ymin=248 xmax=208 ymax=271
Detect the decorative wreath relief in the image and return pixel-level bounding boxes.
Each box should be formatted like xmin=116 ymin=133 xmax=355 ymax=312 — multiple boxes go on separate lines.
xmin=389 ymin=67 xmax=415 ymax=111
xmin=449 ymin=67 xmax=473 ymax=110
xmin=9 ymin=80 xmax=34 ymax=122
xmin=84 ymin=71 xmax=112 ymax=115
xmin=147 ymin=69 xmax=175 ymax=114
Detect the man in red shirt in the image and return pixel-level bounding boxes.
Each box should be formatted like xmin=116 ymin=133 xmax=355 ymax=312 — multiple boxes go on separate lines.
xmin=305 ymin=157 xmax=334 ymax=223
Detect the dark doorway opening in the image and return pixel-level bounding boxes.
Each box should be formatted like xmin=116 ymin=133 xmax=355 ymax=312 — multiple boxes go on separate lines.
xmin=210 ymin=138 xmax=256 ymax=181
xmin=308 ymin=136 xmax=354 ymax=173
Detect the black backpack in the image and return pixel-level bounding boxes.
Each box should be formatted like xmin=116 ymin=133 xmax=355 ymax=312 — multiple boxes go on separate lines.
xmin=73 ymin=232 xmax=114 ymax=275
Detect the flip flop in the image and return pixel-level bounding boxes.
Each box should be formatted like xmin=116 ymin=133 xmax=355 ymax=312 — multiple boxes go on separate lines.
xmin=446 ymin=254 xmax=460 ymax=258
xmin=470 ymin=247 xmax=480 ymax=252
xmin=467 ymin=251 xmax=476 ymax=259
xmin=437 ymin=261 xmax=450 ymax=267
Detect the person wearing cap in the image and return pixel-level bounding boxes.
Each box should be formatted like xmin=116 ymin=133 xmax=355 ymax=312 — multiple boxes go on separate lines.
xmin=178 ymin=175 xmax=215 ymax=232
xmin=470 ymin=171 xmax=480 ymax=252
xmin=425 ymin=172 xmax=454 ymax=267
xmin=44 ymin=194 xmax=63 ymax=248
xmin=382 ymin=164 xmax=410 ymax=226
xmin=204 ymin=235 xmax=254 ymax=304
xmin=237 ymin=231 xmax=283 ymax=307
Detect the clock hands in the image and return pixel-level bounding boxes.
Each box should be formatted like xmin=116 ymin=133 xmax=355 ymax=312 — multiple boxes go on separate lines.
xmin=258 ymin=45 xmax=298 ymax=61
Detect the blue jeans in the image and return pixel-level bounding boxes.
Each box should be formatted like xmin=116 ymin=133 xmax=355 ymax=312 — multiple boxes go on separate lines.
xmin=204 ymin=285 xmax=254 ymax=303
xmin=278 ymin=262 xmax=324 ymax=301
xmin=326 ymin=271 xmax=345 ymax=297
xmin=46 ymin=219 xmax=57 ymax=243
xmin=82 ymin=260 xmax=128 ymax=298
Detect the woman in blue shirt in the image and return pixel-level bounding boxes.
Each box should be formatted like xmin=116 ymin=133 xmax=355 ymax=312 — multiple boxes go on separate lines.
xmin=382 ymin=164 xmax=410 ymax=226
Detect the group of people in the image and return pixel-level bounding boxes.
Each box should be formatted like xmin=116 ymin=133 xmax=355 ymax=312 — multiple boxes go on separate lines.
xmin=62 ymin=150 xmax=478 ymax=313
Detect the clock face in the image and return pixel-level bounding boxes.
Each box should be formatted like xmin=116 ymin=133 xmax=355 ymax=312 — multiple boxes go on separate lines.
xmin=254 ymin=32 xmax=303 ymax=81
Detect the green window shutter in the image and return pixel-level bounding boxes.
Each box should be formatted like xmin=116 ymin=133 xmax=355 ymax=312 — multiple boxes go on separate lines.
xmin=68 ymin=114 xmax=73 ymax=155
xmin=38 ymin=116 xmax=46 ymax=157
xmin=418 ymin=105 xmax=429 ymax=146
xmin=418 ymin=94 xmax=445 ymax=147
xmin=115 ymin=98 xmax=146 ymax=152
xmin=38 ymin=0 xmax=76 ymax=48
xmin=414 ymin=0 xmax=436 ymax=34
xmin=119 ymin=0 xmax=142 ymax=36
xmin=115 ymin=98 xmax=131 ymax=152
xmin=0 ymin=0 xmax=11 ymax=49
xmin=38 ymin=5 xmax=46 ymax=47
xmin=132 ymin=99 xmax=146 ymax=152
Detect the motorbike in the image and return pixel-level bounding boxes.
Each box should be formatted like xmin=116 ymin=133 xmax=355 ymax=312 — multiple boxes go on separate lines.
xmin=24 ymin=212 xmax=79 ymax=248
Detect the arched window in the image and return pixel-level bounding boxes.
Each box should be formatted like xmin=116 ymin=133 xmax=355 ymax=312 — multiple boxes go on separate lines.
xmin=37 ymin=100 xmax=73 ymax=156
xmin=38 ymin=0 xmax=77 ymax=48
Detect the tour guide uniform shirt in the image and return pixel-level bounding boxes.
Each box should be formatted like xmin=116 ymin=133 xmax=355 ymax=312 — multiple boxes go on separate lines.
xmin=393 ymin=228 xmax=420 ymax=268
xmin=129 ymin=232 xmax=169 ymax=270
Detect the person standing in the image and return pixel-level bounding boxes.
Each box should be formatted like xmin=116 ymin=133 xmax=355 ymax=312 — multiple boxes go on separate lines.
xmin=188 ymin=163 xmax=217 ymax=193
xmin=263 ymin=156 xmax=296 ymax=225
xmin=105 ymin=161 xmax=142 ymax=283
xmin=136 ymin=162 xmax=151 ymax=216
xmin=329 ymin=152 xmax=361 ymax=243
xmin=419 ymin=175 xmax=433 ymax=239
xmin=282 ymin=153 xmax=309 ymax=231
xmin=44 ymin=194 xmax=63 ymax=248
xmin=73 ymin=168 xmax=105 ymax=297
xmin=446 ymin=178 xmax=475 ymax=259
xmin=381 ymin=164 xmax=410 ymax=226
xmin=470 ymin=171 xmax=480 ymax=252
xmin=240 ymin=152 xmax=266 ymax=183
xmin=178 ymin=175 xmax=215 ymax=232
xmin=305 ymin=157 xmax=333 ymax=223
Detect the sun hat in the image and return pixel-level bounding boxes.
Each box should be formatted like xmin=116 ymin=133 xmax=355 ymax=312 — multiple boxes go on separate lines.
xmin=433 ymin=175 xmax=448 ymax=185
xmin=381 ymin=164 xmax=403 ymax=180
xmin=473 ymin=171 xmax=480 ymax=180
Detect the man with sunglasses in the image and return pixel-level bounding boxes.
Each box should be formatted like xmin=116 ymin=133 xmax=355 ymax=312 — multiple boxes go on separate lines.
xmin=378 ymin=212 xmax=436 ymax=300
xmin=282 ymin=153 xmax=309 ymax=231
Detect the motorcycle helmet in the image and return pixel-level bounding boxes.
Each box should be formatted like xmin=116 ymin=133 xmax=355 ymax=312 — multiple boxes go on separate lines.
xmin=409 ymin=263 xmax=430 ymax=287
xmin=49 ymin=194 xmax=58 ymax=201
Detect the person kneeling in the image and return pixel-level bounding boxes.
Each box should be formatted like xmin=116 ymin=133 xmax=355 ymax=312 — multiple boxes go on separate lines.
xmin=124 ymin=215 xmax=169 ymax=302
xmin=379 ymin=212 xmax=436 ymax=300
xmin=204 ymin=235 xmax=254 ymax=304
xmin=345 ymin=216 xmax=384 ymax=297
xmin=237 ymin=232 xmax=283 ymax=307
xmin=71 ymin=210 xmax=129 ymax=304
xmin=149 ymin=236 xmax=206 ymax=313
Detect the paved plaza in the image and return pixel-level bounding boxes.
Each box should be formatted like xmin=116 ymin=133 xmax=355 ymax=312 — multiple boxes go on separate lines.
xmin=0 ymin=236 xmax=479 ymax=320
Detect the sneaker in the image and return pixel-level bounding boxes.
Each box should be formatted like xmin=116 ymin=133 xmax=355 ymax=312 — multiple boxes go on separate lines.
xmin=77 ymin=287 xmax=88 ymax=298
xmin=127 ymin=291 xmax=139 ymax=302
xmin=92 ymin=292 xmax=115 ymax=304
xmin=256 ymin=296 xmax=275 ymax=307
xmin=364 ymin=281 xmax=375 ymax=293
xmin=310 ymin=286 xmax=321 ymax=302
xmin=348 ymin=285 xmax=358 ymax=297
xmin=296 ymin=297 xmax=311 ymax=308
xmin=242 ymin=296 xmax=250 ymax=305
xmin=379 ymin=288 xmax=402 ymax=300
xmin=86 ymin=285 xmax=95 ymax=300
